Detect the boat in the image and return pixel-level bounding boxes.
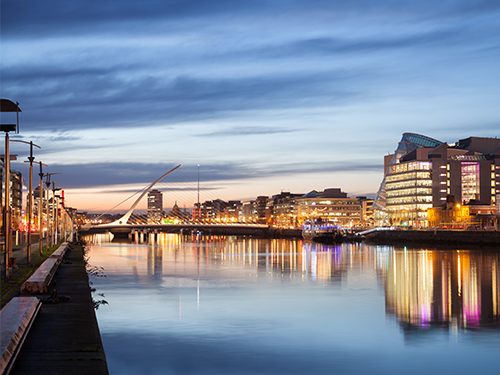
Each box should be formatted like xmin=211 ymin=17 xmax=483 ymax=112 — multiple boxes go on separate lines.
xmin=302 ymin=221 xmax=345 ymax=244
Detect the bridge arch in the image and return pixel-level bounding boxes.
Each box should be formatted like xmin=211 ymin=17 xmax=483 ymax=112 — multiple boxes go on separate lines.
xmin=105 ymin=164 xmax=182 ymax=226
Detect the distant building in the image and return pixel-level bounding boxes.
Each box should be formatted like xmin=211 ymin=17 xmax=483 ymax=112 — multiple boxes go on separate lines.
xmin=427 ymin=195 xmax=497 ymax=228
xmin=357 ymin=196 xmax=375 ymax=226
xmin=195 ymin=199 xmax=226 ymax=220
xmin=0 ymin=168 xmax=24 ymax=230
xmin=255 ymin=196 xmax=269 ymax=224
xmin=165 ymin=201 xmax=190 ymax=223
xmin=192 ymin=199 xmax=241 ymax=222
xmin=374 ymin=133 xmax=500 ymax=228
xmin=224 ymin=200 xmax=241 ymax=222
xmin=147 ymin=189 xmax=163 ymax=223
xmin=239 ymin=200 xmax=257 ymax=223
xmin=297 ymin=188 xmax=361 ymax=227
xmin=270 ymin=191 xmax=304 ymax=228
xmin=171 ymin=201 xmax=181 ymax=217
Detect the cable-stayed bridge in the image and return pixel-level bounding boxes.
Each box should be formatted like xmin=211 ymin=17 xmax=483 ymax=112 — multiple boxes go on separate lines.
xmin=77 ymin=164 xmax=302 ymax=238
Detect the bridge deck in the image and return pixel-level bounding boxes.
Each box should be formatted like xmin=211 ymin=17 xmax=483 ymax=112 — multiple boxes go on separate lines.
xmin=80 ymin=224 xmax=302 ymax=238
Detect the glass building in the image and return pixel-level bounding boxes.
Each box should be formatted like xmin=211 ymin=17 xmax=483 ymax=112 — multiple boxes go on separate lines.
xmin=374 ymin=133 xmax=442 ymax=227
xmin=374 ymin=133 xmax=500 ymax=228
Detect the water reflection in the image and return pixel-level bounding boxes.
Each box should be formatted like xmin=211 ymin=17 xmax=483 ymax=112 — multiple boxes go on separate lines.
xmin=84 ymin=233 xmax=500 ymax=374
xmin=86 ymin=233 xmax=500 ymax=336
xmin=385 ymin=248 xmax=500 ymax=334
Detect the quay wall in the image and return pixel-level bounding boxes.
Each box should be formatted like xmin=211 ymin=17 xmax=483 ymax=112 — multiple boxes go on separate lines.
xmin=12 ymin=242 xmax=109 ymax=375
xmin=365 ymin=229 xmax=500 ymax=246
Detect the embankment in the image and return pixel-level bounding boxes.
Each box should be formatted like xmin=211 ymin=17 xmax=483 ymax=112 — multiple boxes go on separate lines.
xmin=10 ymin=242 xmax=108 ymax=375
xmin=365 ymin=229 xmax=500 ymax=247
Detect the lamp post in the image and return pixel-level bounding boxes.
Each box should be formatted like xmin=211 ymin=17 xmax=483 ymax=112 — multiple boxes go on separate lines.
xmin=1 ymin=98 xmax=21 ymax=281
xmin=51 ymin=184 xmax=62 ymax=245
xmin=33 ymin=161 xmax=48 ymax=254
xmin=43 ymin=173 xmax=61 ymax=248
xmin=12 ymin=140 xmax=41 ymax=265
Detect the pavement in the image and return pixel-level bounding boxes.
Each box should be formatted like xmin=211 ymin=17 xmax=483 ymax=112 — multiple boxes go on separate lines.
xmin=8 ymin=241 xmax=109 ymax=375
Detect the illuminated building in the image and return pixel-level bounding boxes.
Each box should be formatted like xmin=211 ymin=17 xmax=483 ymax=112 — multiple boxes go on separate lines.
xmin=357 ymin=196 xmax=375 ymax=226
xmin=297 ymin=188 xmax=361 ymax=227
xmin=0 ymin=168 xmax=24 ymax=230
xmin=147 ymin=189 xmax=163 ymax=223
xmin=270 ymin=191 xmax=304 ymax=228
xmin=239 ymin=200 xmax=257 ymax=223
xmin=256 ymin=196 xmax=269 ymax=224
xmin=429 ymin=137 xmax=500 ymax=206
xmin=192 ymin=199 xmax=241 ymax=222
xmin=427 ymin=195 xmax=497 ymax=228
xmin=223 ymin=200 xmax=241 ymax=222
xmin=374 ymin=133 xmax=500 ymax=228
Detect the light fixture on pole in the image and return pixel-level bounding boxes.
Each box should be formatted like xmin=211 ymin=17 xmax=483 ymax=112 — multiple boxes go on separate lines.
xmin=1 ymin=98 xmax=21 ymax=281
xmin=43 ymin=172 xmax=61 ymax=248
xmin=51 ymin=183 xmax=62 ymax=245
xmin=13 ymin=140 xmax=41 ymax=266
xmin=33 ymin=161 xmax=48 ymax=255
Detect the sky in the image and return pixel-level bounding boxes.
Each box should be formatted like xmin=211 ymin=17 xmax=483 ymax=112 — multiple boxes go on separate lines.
xmin=1 ymin=0 xmax=499 ymax=213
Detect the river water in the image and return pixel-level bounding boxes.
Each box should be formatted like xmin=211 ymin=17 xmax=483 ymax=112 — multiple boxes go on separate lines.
xmin=84 ymin=233 xmax=500 ymax=375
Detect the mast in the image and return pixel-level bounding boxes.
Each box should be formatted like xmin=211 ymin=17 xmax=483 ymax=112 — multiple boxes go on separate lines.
xmin=197 ymin=164 xmax=200 ymax=219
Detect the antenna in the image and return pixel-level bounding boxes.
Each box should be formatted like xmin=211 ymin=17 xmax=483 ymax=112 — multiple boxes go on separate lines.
xmin=197 ymin=164 xmax=200 ymax=220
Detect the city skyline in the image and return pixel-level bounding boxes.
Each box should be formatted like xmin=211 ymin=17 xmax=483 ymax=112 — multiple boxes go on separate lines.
xmin=1 ymin=1 xmax=499 ymax=212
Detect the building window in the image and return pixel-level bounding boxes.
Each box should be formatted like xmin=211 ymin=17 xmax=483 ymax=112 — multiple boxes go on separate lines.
xmin=461 ymin=162 xmax=479 ymax=203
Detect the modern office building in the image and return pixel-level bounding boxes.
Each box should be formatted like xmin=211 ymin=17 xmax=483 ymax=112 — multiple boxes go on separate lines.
xmin=147 ymin=189 xmax=163 ymax=223
xmin=297 ymin=188 xmax=361 ymax=227
xmin=270 ymin=191 xmax=304 ymax=228
xmin=374 ymin=133 xmax=500 ymax=227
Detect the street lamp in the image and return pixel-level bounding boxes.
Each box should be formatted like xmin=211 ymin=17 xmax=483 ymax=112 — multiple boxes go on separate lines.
xmin=43 ymin=172 xmax=61 ymax=248
xmin=33 ymin=161 xmax=48 ymax=254
xmin=1 ymin=98 xmax=21 ymax=281
xmin=51 ymin=184 xmax=62 ymax=244
xmin=12 ymin=140 xmax=41 ymax=265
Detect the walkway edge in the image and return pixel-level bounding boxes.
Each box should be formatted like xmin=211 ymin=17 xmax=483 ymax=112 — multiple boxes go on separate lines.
xmin=10 ymin=241 xmax=109 ymax=375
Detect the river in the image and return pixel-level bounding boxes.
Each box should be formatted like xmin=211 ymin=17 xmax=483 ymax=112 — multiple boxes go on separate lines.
xmin=84 ymin=233 xmax=500 ymax=375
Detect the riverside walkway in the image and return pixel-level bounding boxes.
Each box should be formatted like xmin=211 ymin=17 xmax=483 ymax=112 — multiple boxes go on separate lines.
xmin=2 ymin=241 xmax=108 ymax=375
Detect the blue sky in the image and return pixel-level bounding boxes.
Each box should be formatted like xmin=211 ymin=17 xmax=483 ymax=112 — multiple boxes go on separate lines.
xmin=1 ymin=0 xmax=499 ymax=212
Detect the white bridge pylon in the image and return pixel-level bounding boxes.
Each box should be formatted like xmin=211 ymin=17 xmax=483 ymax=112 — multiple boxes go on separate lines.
xmin=101 ymin=163 xmax=182 ymax=226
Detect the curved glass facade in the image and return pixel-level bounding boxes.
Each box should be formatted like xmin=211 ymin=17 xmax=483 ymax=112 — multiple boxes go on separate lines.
xmin=373 ymin=133 xmax=443 ymax=226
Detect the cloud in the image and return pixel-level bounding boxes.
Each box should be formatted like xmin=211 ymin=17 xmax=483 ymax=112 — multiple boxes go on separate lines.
xmin=2 ymin=0 xmax=499 ymax=134
xmin=287 ymin=31 xmax=463 ymax=56
xmin=2 ymin=0 xmax=499 ymax=206
xmin=201 ymin=126 xmax=297 ymax=137
xmin=3 ymin=0 xmax=500 ymax=39
xmin=12 ymin=133 xmax=82 ymax=143
xmin=3 ymin=69 xmax=359 ymax=131
xmin=41 ymin=158 xmax=380 ymax=190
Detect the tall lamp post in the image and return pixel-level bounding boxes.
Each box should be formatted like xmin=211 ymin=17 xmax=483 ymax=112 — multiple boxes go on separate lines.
xmin=44 ymin=173 xmax=61 ymax=248
xmin=1 ymin=99 xmax=21 ymax=281
xmin=33 ymin=161 xmax=48 ymax=255
xmin=51 ymin=183 xmax=62 ymax=245
xmin=12 ymin=140 xmax=41 ymax=265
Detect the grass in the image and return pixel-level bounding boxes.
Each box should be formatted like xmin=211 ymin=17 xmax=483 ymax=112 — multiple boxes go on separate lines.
xmin=0 ymin=243 xmax=63 ymax=308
